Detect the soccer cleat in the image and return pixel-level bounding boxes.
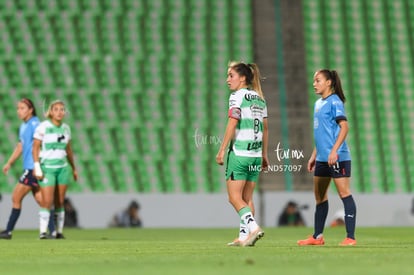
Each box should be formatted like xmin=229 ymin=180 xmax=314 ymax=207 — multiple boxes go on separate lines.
xmin=242 ymin=228 xmax=264 ymax=247
xmin=39 ymin=232 xmax=49 ymax=239
xmin=0 ymin=230 xmax=12 ymax=240
xmin=339 ymin=237 xmax=356 ymax=246
xmin=56 ymin=233 xmax=65 ymax=239
xmin=50 ymin=230 xmax=57 ymax=238
xmin=227 ymin=238 xmax=243 ymax=247
xmin=297 ymin=235 xmax=325 ymax=246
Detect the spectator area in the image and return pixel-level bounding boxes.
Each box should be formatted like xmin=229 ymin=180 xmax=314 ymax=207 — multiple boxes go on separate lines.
xmin=0 ymin=0 xmax=253 ymax=193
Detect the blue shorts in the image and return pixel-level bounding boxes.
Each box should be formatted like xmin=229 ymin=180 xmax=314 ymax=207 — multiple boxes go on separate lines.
xmin=314 ymin=161 xmax=351 ymax=178
xmin=18 ymin=169 xmax=39 ymax=188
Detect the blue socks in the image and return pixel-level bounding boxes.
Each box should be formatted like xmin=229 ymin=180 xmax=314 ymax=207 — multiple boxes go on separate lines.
xmin=312 ymin=196 xmax=356 ymax=240
xmin=313 ymin=201 xmax=328 ymax=239
xmin=48 ymin=209 xmax=56 ymax=234
xmin=6 ymin=208 xmax=21 ymax=232
xmin=342 ymin=195 xmax=356 ymax=239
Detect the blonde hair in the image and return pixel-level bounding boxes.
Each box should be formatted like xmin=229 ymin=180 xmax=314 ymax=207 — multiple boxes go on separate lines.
xmin=228 ymin=61 xmax=265 ymax=99
xmin=45 ymin=99 xmax=65 ymax=119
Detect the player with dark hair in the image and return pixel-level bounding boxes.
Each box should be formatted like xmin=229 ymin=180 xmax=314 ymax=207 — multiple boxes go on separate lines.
xmin=0 ymin=98 xmax=55 ymax=239
xmin=216 ymin=61 xmax=268 ymax=247
xmin=297 ymin=69 xmax=357 ymax=246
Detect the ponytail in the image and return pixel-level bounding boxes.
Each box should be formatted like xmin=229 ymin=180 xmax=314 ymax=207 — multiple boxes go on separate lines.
xmin=330 ymin=70 xmax=346 ymax=103
xmin=248 ymin=63 xmax=265 ymax=99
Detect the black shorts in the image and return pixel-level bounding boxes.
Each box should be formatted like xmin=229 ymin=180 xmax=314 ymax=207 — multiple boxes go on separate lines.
xmin=314 ymin=161 xmax=351 ymax=178
xmin=18 ymin=169 xmax=39 ymax=188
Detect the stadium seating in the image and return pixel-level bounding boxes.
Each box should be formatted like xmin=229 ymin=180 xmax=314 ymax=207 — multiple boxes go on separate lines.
xmin=303 ymin=0 xmax=414 ymax=193
xmin=0 ymin=0 xmax=253 ymax=193
xmin=2 ymin=0 xmax=413 ymax=194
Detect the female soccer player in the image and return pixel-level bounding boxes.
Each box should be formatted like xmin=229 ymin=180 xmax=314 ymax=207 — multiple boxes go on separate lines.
xmin=0 ymin=98 xmax=55 ymax=239
xmin=297 ymin=69 xmax=357 ymax=246
xmin=33 ymin=100 xmax=78 ymax=239
xmin=216 ymin=62 xmax=268 ymax=247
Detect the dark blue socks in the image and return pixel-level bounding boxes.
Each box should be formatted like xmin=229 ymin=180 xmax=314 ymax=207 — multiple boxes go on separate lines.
xmin=342 ymin=195 xmax=356 ymax=239
xmin=313 ymin=200 xmax=328 ymax=238
xmin=48 ymin=209 xmax=56 ymax=234
xmin=6 ymin=208 xmax=21 ymax=232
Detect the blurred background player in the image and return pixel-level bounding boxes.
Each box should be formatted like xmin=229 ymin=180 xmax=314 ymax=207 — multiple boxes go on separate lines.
xmin=0 ymin=98 xmax=55 ymax=239
xmin=109 ymin=200 xmax=142 ymax=228
xmin=33 ymin=100 xmax=78 ymax=239
xmin=63 ymin=197 xmax=79 ymax=228
xmin=277 ymin=201 xmax=306 ymax=227
xmin=297 ymin=69 xmax=357 ymax=246
xmin=216 ymin=62 xmax=268 ymax=247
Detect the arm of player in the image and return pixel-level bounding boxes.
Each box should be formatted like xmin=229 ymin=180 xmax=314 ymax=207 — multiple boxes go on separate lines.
xmin=261 ymin=118 xmax=269 ymax=170
xmin=65 ymin=141 xmax=78 ymax=181
xmin=328 ymin=120 xmax=349 ymax=166
xmin=216 ymin=117 xmax=238 ymax=165
xmin=308 ymin=147 xmax=317 ymax=172
xmin=32 ymin=139 xmax=43 ymax=179
xmin=2 ymin=142 xmax=23 ymax=174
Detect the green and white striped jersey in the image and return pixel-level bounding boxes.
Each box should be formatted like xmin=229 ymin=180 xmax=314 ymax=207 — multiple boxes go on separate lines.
xmin=228 ymin=88 xmax=268 ymax=157
xmin=34 ymin=120 xmax=71 ymax=168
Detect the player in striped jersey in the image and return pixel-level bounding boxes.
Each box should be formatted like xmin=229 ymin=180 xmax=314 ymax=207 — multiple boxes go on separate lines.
xmin=0 ymin=98 xmax=55 ymax=239
xmin=33 ymin=100 xmax=78 ymax=239
xmin=216 ymin=62 xmax=268 ymax=247
xmin=297 ymin=70 xmax=357 ymax=246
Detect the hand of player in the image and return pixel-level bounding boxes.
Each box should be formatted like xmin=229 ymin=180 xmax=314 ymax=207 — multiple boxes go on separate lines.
xmin=328 ymin=152 xmax=338 ymax=166
xmin=73 ymin=169 xmax=78 ymax=181
xmin=262 ymin=155 xmax=269 ymax=171
xmin=34 ymin=162 xmax=44 ymax=180
xmin=216 ymin=150 xmax=225 ymax=165
xmin=307 ymin=157 xmax=316 ymax=172
xmin=2 ymin=163 xmax=11 ymax=175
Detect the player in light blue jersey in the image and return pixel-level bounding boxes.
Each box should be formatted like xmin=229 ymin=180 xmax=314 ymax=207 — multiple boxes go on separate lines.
xmin=1 ymin=99 xmax=55 ymax=239
xmin=298 ymin=70 xmax=357 ymax=246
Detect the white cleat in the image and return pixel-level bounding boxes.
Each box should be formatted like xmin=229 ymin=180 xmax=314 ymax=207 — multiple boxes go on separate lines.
xmin=227 ymin=238 xmax=243 ymax=247
xmin=242 ymin=228 xmax=264 ymax=247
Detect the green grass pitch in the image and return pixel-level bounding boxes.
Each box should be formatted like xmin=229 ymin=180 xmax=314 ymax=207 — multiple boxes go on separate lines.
xmin=0 ymin=227 xmax=413 ymax=275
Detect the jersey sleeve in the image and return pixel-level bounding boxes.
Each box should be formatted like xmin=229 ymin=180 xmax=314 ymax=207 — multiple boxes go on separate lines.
xmin=228 ymin=92 xmax=242 ymax=120
xmin=263 ymin=104 xmax=268 ymax=118
xmin=29 ymin=119 xmax=40 ymax=139
xmin=332 ymin=99 xmax=347 ymax=122
xmin=33 ymin=122 xmax=45 ymax=140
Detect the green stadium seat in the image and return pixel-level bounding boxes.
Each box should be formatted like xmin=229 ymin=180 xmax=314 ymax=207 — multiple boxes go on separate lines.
xmin=36 ymin=0 xmax=58 ymax=14
xmin=108 ymin=161 xmax=128 ymax=192
xmin=0 ymin=0 xmax=16 ymax=16
xmin=129 ymin=159 xmax=151 ymax=192
xmin=124 ymin=10 xmax=146 ymax=56
xmin=100 ymin=13 xmax=122 ymax=58
xmin=101 ymin=0 xmax=122 ymax=13
xmin=122 ymin=0 xmax=145 ymax=16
